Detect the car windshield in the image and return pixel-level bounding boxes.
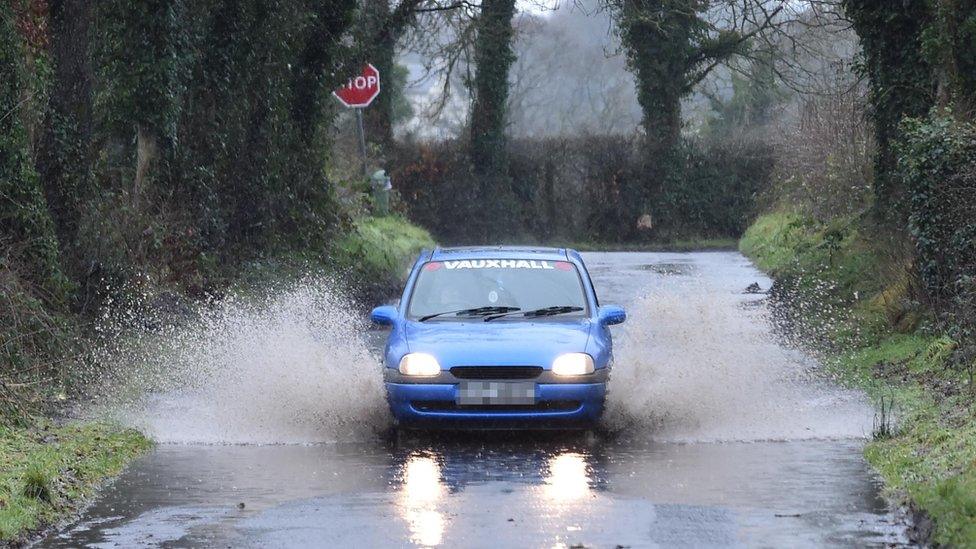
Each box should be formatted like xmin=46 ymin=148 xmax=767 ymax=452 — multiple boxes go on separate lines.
xmin=407 ymin=259 xmax=588 ymax=320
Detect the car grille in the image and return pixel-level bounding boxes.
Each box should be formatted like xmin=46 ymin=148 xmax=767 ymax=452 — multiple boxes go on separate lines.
xmin=449 ymin=366 xmax=543 ymax=380
xmin=413 ymin=400 xmax=580 ymax=412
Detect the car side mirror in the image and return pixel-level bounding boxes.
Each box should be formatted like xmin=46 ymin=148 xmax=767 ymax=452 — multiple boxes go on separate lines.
xmin=371 ymin=305 xmax=398 ymax=326
xmin=598 ymin=305 xmax=626 ymax=326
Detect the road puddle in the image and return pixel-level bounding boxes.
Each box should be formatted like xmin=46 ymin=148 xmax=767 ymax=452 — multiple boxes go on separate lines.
xmin=46 ymin=252 xmax=912 ymax=547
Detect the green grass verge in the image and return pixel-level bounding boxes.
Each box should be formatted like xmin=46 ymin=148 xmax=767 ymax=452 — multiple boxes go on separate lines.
xmin=836 ymin=334 xmax=976 ymax=546
xmin=741 ymin=211 xmax=976 ymax=546
xmin=740 ymin=211 xmax=883 ymax=297
xmin=869 ymin=406 xmax=976 ymax=546
xmin=334 ymin=215 xmax=435 ymax=297
xmin=0 ymin=419 xmax=151 ymax=544
xmin=336 ymin=215 xmax=436 ymax=277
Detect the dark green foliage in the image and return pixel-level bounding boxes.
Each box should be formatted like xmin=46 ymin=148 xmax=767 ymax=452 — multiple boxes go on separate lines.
xmin=843 ymin=0 xmax=936 ymax=218
xmin=921 ymin=0 xmax=976 ymax=114
xmin=361 ymin=0 xmax=397 ymax=146
xmin=81 ymin=0 xmax=357 ymax=285
xmin=1 ymin=3 xmax=77 ymax=419
xmin=91 ymin=0 xmax=187 ymax=142
xmin=577 ymin=137 xmax=645 ymax=242
xmin=660 ymin=137 xmax=773 ymax=238
xmin=173 ymin=0 xmax=354 ymax=257
xmin=394 ymin=135 xmax=772 ymax=244
xmin=843 ymin=0 xmax=976 ymax=347
xmin=0 ymin=3 xmax=67 ymax=300
xmin=898 ymin=114 xmax=976 ymax=321
xmin=392 ymin=140 xmax=491 ymax=243
xmin=290 ymin=1 xmax=354 ymax=139
xmin=37 ymin=0 xmax=94 ymax=254
xmin=951 ymin=4 xmax=976 ymax=109
xmin=2 ymin=0 xmax=359 ymax=417
xmin=387 ymin=64 xmax=414 ymax=128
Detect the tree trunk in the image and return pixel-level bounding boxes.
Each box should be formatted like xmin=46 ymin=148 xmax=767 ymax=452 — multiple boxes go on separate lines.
xmin=619 ymin=0 xmax=689 ymax=222
xmin=941 ymin=0 xmax=976 ymax=113
xmin=843 ymin=0 xmax=935 ymax=220
xmin=641 ymin=87 xmax=682 ymax=164
xmin=363 ymin=0 xmax=395 ymax=147
xmin=543 ymin=154 xmax=557 ymax=239
xmin=39 ymin=0 xmax=94 ymax=249
xmin=469 ymin=0 xmax=517 ymax=177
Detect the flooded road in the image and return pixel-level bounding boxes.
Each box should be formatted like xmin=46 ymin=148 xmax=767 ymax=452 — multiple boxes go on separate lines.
xmin=41 ymin=252 xmax=910 ymax=547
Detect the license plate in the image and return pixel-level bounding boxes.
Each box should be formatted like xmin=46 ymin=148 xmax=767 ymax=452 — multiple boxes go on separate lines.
xmin=457 ymin=381 xmax=537 ymax=405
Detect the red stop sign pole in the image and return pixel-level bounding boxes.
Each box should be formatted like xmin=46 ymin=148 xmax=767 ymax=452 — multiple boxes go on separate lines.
xmin=334 ymin=64 xmax=381 ymax=177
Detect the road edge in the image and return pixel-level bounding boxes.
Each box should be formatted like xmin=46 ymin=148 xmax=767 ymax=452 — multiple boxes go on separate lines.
xmin=738 ymin=211 xmax=975 ymax=547
xmin=0 ymin=419 xmax=152 ymax=547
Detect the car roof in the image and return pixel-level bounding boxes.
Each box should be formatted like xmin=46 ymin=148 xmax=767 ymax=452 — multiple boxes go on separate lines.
xmin=426 ymin=246 xmax=578 ymax=262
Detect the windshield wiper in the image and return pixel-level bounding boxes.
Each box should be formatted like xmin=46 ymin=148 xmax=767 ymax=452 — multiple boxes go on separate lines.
xmin=484 ymin=306 xmax=584 ymax=321
xmin=418 ymin=306 xmax=520 ymax=322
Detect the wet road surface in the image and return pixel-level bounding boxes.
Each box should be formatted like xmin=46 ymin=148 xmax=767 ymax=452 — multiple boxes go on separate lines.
xmin=41 ymin=252 xmax=911 ymax=548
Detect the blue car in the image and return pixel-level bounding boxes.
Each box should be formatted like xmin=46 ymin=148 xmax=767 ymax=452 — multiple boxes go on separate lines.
xmin=370 ymin=246 xmax=626 ymax=430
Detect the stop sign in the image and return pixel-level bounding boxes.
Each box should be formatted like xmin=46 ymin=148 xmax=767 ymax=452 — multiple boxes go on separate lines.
xmin=333 ymin=64 xmax=381 ymax=108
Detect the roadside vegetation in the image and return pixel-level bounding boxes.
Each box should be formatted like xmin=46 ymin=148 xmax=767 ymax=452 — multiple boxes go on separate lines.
xmin=738 ymin=3 xmax=976 ymax=541
xmin=0 ymin=421 xmax=150 ymax=545
xmin=336 ymin=216 xmax=436 ymax=298
xmin=742 ymin=209 xmax=976 ymax=545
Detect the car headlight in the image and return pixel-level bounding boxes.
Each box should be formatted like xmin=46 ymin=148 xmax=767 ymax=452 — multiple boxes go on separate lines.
xmin=552 ymin=353 xmax=595 ymax=376
xmin=399 ymin=353 xmax=441 ymax=377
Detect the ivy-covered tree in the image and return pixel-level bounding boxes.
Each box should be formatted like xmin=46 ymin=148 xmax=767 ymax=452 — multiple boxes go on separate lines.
xmin=470 ymin=0 xmax=517 ymax=177
xmin=926 ymin=0 xmax=976 ymax=113
xmin=356 ymin=0 xmax=455 ymax=149
xmin=1 ymin=2 xmax=67 ymax=299
xmin=464 ymin=0 xmax=518 ymax=241
xmin=840 ymin=1 xmax=976 ymax=340
xmin=612 ymin=0 xmax=780 ymax=223
xmin=166 ymin=0 xmax=357 ymax=259
xmin=361 ymin=0 xmax=397 ymax=145
xmin=291 ymin=0 xmax=356 ymax=139
xmin=705 ymin=47 xmax=783 ymax=136
xmin=842 ymin=0 xmax=935 ymax=219
xmin=38 ymin=0 xmax=94 ymax=253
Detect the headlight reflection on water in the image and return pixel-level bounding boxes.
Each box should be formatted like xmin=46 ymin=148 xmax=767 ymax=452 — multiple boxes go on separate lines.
xmin=543 ymin=452 xmax=591 ymax=503
xmin=398 ymin=455 xmax=446 ymax=547
xmin=541 ymin=452 xmax=594 ymax=549
xmin=395 ymin=450 xmax=594 ymax=547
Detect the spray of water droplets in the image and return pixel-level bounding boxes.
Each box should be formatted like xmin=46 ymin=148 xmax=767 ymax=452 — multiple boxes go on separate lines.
xmin=88 ymin=277 xmax=389 ymax=444
xmin=84 ymin=254 xmax=873 ymax=445
xmin=603 ymin=277 xmax=874 ymax=443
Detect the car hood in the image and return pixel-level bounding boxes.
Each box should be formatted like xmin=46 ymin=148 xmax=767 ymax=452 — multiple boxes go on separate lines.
xmin=403 ymin=320 xmax=593 ymax=368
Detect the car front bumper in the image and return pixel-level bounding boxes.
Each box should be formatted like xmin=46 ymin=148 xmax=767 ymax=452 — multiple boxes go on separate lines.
xmin=385 ymin=380 xmax=606 ymax=430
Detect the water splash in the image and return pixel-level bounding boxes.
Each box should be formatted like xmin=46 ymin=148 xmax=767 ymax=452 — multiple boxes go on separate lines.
xmin=90 ymin=277 xmax=389 ymax=444
xmin=87 ymin=254 xmax=873 ymax=445
xmin=604 ymin=276 xmax=873 ymax=443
